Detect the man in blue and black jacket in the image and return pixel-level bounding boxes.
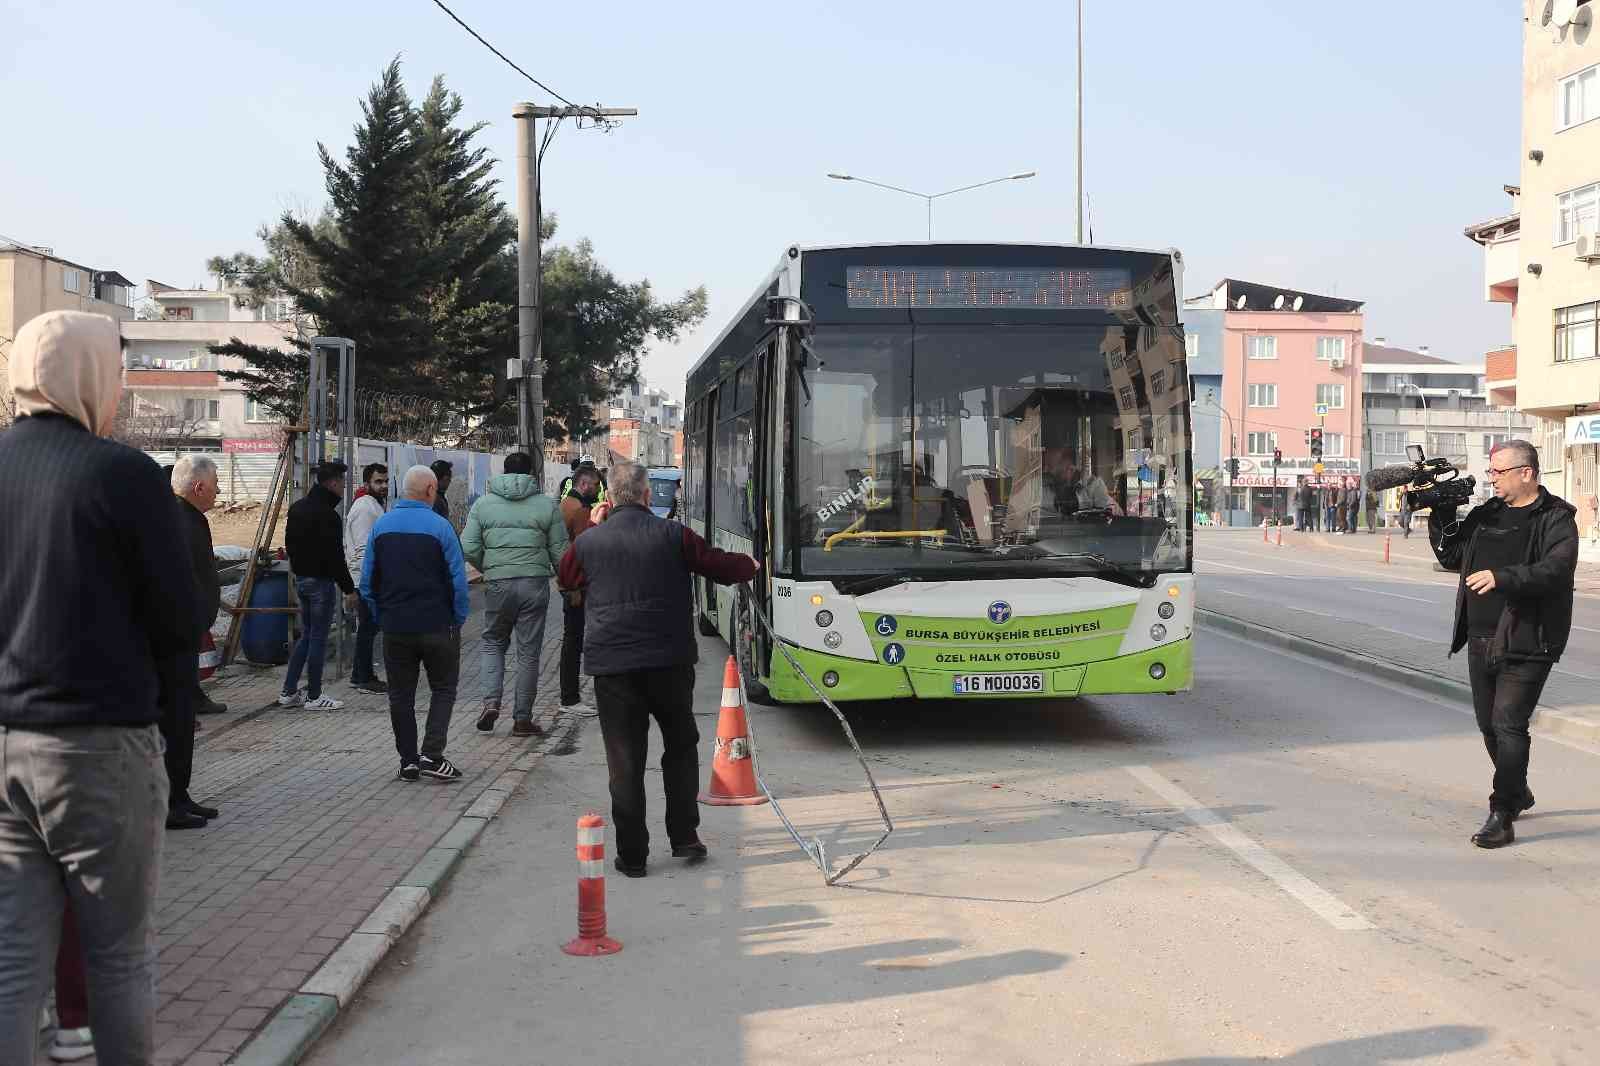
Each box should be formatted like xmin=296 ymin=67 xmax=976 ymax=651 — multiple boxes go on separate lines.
xmin=361 ymin=465 xmax=471 ymax=782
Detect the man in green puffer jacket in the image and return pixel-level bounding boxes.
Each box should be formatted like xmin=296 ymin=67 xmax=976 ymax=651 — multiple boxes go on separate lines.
xmin=461 ymin=452 xmax=569 ymax=737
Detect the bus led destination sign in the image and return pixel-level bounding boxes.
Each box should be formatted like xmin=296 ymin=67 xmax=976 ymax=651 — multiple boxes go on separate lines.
xmin=846 ymin=265 xmax=1132 ymax=310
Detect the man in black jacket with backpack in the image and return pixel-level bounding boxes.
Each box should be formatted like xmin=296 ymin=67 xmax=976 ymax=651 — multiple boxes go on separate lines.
xmin=1429 ymin=439 xmax=1578 ymax=849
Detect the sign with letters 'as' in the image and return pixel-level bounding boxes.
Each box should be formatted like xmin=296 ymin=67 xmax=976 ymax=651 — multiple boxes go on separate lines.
xmin=1566 ymin=413 xmax=1600 ymax=446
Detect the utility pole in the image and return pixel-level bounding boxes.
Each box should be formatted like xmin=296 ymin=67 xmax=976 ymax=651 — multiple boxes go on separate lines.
xmin=1076 ymin=0 xmax=1084 ymax=244
xmin=512 ymin=102 xmax=637 ymax=481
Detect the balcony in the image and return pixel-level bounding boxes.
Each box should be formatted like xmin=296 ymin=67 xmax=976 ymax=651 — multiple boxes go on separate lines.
xmin=1484 ymin=346 xmax=1516 ymax=407
xmin=1482 ymin=236 xmax=1519 ymax=304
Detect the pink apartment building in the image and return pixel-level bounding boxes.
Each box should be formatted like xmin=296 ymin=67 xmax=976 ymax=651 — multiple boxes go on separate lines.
xmin=1186 ymin=280 xmax=1365 ymax=523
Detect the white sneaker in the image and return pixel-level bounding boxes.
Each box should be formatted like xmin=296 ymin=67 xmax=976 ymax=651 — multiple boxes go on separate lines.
xmin=277 ymin=692 xmax=303 ymax=707
xmin=303 ymin=696 xmax=345 ymax=710
xmin=49 ymin=1027 xmax=94 ymax=1062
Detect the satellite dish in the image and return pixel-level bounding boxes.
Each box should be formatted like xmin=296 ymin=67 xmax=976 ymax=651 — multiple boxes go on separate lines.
xmin=1539 ymin=0 xmax=1558 ymax=27
xmin=1234 ymin=294 xmax=1248 ymax=309
xmin=1293 ymin=295 xmax=1305 ymax=311
xmin=1273 ymin=294 xmax=1286 ymax=310
xmin=1554 ymin=0 xmax=1577 ymax=24
xmin=1575 ymin=4 xmax=1593 ymax=32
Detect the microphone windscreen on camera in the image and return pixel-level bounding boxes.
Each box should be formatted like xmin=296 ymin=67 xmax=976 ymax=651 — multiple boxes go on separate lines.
xmin=1365 ymin=464 xmax=1418 ymax=492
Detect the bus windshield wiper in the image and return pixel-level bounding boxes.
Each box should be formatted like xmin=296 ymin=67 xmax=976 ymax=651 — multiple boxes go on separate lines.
xmin=1033 ymin=551 xmax=1155 ymax=586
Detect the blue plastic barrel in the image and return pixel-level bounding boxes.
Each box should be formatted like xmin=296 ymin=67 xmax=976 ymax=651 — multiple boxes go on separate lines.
xmin=241 ymin=566 xmax=291 ymax=665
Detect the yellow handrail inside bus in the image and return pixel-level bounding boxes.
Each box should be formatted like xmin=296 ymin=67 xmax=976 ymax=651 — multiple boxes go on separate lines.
xmin=824 ymin=528 xmax=947 ymax=552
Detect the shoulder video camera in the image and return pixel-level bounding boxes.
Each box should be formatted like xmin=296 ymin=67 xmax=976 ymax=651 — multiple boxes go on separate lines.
xmin=1400 ymin=444 xmax=1476 ymax=511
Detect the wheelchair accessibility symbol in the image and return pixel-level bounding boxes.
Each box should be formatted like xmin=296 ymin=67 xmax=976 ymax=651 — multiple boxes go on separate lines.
xmin=875 ymin=615 xmax=897 ymax=637
xmin=882 ymin=643 xmax=906 ymax=665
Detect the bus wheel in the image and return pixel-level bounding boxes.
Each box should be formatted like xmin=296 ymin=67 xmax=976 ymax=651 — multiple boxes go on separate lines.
xmin=735 ymin=586 xmax=774 ymax=706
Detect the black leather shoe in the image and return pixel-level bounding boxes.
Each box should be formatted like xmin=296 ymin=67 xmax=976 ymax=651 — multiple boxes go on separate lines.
xmin=1471 ymin=810 xmax=1515 ymax=849
xmin=186 ymin=801 xmax=220 ymax=820
xmin=1517 ymin=790 xmax=1535 ymax=818
xmin=198 ymin=698 xmax=228 ymax=715
xmin=671 ymin=840 xmax=709 ymax=861
xmin=166 ymin=809 xmax=207 ymax=831
xmin=613 ymin=857 xmax=647 ymax=878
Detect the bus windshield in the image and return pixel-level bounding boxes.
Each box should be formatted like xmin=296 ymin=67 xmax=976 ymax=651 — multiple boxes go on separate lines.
xmin=791 ymin=323 xmax=1190 ymax=581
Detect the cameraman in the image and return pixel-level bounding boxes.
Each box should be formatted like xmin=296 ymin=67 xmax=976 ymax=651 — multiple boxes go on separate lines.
xmin=1428 ymin=440 xmax=1578 ymax=849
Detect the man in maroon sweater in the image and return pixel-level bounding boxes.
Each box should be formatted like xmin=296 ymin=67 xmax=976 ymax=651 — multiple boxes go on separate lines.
xmin=557 ymin=461 xmax=757 ymax=877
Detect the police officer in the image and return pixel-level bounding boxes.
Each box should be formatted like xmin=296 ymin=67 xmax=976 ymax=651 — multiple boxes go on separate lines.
xmin=1429 ymin=440 xmax=1579 ymax=849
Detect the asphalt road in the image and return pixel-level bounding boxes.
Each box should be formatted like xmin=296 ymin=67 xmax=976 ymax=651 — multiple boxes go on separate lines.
xmin=306 ymin=621 xmax=1600 ymax=1065
xmin=1194 ymin=528 xmax=1600 ymax=690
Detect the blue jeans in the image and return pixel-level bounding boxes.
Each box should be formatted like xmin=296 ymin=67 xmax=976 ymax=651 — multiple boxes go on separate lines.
xmin=282 ymin=577 xmax=336 ymax=700
xmin=352 ymin=597 xmax=380 ymax=684
xmin=0 ymin=724 xmax=167 ymax=1066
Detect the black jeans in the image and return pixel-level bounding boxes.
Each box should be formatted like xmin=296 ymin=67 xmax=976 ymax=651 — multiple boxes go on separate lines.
xmin=352 ymin=598 xmax=380 ymax=684
xmin=1467 ymin=638 xmax=1553 ymax=813
xmin=384 ymin=628 xmax=460 ymax=764
xmin=158 ymin=650 xmax=198 ymax=809
xmin=560 ymin=599 xmax=585 ymax=705
xmin=594 ymin=664 xmax=699 ymax=864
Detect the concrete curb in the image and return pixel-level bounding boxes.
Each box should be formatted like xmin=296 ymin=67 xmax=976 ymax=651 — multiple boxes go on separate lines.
xmin=229 ymin=752 xmax=544 ymax=1066
xmin=1197 ymin=609 xmax=1600 ymax=747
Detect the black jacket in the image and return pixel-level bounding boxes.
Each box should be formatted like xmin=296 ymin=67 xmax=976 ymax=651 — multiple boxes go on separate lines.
xmin=0 ymin=413 xmax=199 ymax=727
xmin=286 ymin=484 xmax=355 ymax=593
xmin=1429 ymin=488 xmax=1579 ymax=663
xmin=557 ymin=505 xmax=756 ymax=675
xmin=178 ymin=495 xmax=220 ymax=648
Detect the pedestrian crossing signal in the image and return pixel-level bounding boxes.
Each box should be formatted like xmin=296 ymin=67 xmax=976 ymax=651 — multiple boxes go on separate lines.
xmin=1273 ymin=448 xmax=1282 ymax=464
xmin=1310 ymin=427 xmax=1324 ymax=458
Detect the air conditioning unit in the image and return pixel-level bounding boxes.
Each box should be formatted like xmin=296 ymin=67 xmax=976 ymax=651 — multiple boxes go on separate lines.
xmin=1576 ymin=235 xmax=1600 ymax=263
xmin=1330 ymin=355 xmax=1345 ymax=370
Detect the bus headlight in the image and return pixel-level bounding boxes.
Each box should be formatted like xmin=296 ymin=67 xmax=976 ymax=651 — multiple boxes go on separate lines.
xmin=815 ymin=609 xmax=834 ymax=628
xmin=1149 ymin=662 xmax=1167 ymax=680
xmin=823 ymin=631 xmax=843 ymax=649
xmin=1149 ymin=623 xmax=1167 ymax=641
xmin=1157 ymin=601 xmax=1175 ymax=619
xmin=810 ymin=594 xmax=825 ymax=606
xmin=822 ymin=671 xmax=840 ymax=687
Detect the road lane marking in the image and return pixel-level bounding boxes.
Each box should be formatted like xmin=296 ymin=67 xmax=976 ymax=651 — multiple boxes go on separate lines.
xmin=1126 ymin=765 xmax=1373 ymax=932
xmin=1351 ymin=586 xmax=1440 ymax=604
xmin=1196 ymin=559 xmax=1276 ymax=575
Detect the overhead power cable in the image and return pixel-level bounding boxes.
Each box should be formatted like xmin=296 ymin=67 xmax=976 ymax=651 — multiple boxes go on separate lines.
xmin=427 ymin=0 xmax=578 ymax=108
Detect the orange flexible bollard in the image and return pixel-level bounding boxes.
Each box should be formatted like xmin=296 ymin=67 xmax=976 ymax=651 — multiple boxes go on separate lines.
xmin=561 ymin=813 xmax=621 ymax=957
xmin=1384 ymin=532 xmax=1392 ymax=565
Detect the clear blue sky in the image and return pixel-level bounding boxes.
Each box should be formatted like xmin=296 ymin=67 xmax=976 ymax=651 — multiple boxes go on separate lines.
xmin=0 ymin=0 xmax=1522 ymax=395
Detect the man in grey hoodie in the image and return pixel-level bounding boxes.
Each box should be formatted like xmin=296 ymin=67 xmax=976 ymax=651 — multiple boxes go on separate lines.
xmin=461 ymin=452 xmax=569 ymax=736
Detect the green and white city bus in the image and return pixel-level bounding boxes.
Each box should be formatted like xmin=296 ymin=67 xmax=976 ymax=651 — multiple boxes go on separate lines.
xmin=682 ymin=243 xmax=1193 ymax=703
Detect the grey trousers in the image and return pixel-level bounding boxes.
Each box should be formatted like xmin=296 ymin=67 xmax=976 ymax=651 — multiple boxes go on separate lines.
xmin=480 ymin=577 xmax=550 ymax=720
xmin=0 ymin=724 xmax=167 ymax=1066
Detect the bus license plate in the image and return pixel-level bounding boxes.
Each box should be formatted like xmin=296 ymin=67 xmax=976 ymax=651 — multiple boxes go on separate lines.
xmin=952 ymin=672 xmax=1044 ymax=695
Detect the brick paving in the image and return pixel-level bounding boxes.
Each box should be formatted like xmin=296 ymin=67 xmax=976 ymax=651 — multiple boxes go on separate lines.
xmin=44 ymin=588 xmax=571 ymax=1065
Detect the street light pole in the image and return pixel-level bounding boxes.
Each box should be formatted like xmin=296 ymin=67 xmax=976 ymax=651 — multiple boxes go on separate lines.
xmin=1077 ymin=0 xmax=1084 ymax=243
xmin=826 ymin=171 xmax=1037 ymax=240
xmin=513 ymin=102 xmax=637 ymax=480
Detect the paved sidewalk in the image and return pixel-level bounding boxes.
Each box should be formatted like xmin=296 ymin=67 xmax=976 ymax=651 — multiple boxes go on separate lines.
xmin=47 ymin=588 xmax=572 ymax=1065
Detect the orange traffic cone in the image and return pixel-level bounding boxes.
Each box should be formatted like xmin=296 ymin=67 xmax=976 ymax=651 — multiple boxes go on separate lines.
xmin=699 ymin=657 xmax=769 ymax=806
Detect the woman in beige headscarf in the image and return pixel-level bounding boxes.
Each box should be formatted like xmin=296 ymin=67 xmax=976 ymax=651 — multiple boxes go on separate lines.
xmin=0 ymin=309 xmax=199 ymax=1064
xmin=7 ymin=308 xmax=124 ymax=434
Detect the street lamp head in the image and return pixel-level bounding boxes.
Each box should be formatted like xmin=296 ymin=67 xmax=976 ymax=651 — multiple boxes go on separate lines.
xmin=827 ymin=173 xmax=853 ymax=181
xmin=1011 ymin=171 xmax=1038 ymax=180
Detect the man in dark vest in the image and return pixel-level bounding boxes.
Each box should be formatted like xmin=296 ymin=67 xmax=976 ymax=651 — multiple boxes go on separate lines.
xmin=557 ymin=461 xmax=757 ymax=877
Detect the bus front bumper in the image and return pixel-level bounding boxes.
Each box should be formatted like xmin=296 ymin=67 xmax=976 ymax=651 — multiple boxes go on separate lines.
xmin=763 ymin=638 xmax=1193 ymax=703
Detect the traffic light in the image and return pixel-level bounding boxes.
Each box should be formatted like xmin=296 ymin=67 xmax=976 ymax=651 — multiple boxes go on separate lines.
xmin=1227 ymin=457 xmax=1240 ymax=478
xmin=1310 ymin=427 xmax=1324 ymax=458
xmin=1273 ymin=447 xmax=1282 ymax=464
